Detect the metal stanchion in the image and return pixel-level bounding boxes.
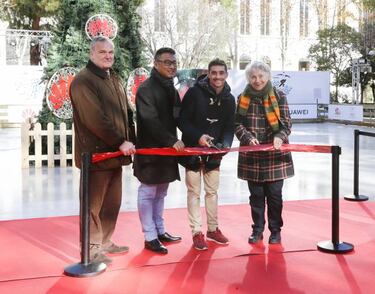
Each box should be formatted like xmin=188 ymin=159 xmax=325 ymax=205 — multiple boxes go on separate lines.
xmin=345 ymin=130 xmax=369 ymax=201
xmin=64 ymin=152 xmax=106 ymax=277
xmin=317 ymin=146 xmax=354 ymax=253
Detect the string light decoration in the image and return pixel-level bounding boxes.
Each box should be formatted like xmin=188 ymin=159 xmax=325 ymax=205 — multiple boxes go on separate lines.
xmin=85 ymin=14 xmax=118 ymax=40
xmin=45 ymin=67 xmax=78 ymax=119
xmin=126 ymin=67 xmax=149 ymax=111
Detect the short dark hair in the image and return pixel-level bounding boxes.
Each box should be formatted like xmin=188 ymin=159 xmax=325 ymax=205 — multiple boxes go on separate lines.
xmin=154 ymin=47 xmax=176 ymax=60
xmin=208 ymin=58 xmax=227 ymax=72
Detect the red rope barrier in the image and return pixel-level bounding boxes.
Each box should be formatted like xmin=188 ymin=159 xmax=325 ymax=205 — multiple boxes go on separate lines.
xmin=92 ymin=143 xmax=332 ymax=163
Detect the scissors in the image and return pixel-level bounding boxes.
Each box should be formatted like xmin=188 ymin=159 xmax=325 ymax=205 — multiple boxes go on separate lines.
xmin=207 ymin=138 xmax=221 ymax=151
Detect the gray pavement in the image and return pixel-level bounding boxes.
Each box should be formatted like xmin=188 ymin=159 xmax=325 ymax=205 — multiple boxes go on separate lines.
xmin=0 ymin=122 xmax=374 ymax=221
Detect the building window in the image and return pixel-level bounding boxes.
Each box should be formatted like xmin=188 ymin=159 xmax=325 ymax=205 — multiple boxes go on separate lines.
xmin=317 ymin=0 xmax=328 ymax=29
xmin=260 ymin=0 xmax=271 ymax=36
xmin=240 ymin=0 xmax=251 ymax=35
xmin=337 ymin=0 xmax=347 ymax=24
xmin=154 ymin=0 xmax=166 ymax=32
xmin=280 ymin=0 xmax=291 ymax=36
xmin=177 ymin=0 xmax=188 ymax=33
xmin=299 ymin=0 xmax=309 ymax=38
xmin=299 ymin=60 xmax=310 ymax=71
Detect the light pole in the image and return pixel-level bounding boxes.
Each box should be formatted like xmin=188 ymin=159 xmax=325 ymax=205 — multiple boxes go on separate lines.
xmin=351 ymin=57 xmax=372 ymax=104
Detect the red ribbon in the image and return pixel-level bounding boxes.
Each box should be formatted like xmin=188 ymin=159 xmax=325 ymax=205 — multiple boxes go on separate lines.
xmin=91 ymin=144 xmax=332 ymax=163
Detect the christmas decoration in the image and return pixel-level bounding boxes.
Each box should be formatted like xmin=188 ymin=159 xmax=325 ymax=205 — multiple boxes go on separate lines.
xmin=85 ymin=14 xmax=118 ymax=40
xmin=126 ymin=67 xmax=149 ymax=111
xmin=45 ymin=67 xmax=78 ymax=119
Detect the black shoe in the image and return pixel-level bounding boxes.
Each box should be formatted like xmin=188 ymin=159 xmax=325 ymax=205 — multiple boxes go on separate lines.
xmin=158 ymin=232 xmax=182 ymax=243
xmin=248 ymin=231 xmax=263 ymax=244
xmin=145 ymin=239 xmax=168 ymax=254
xmin=269 ymin=231 xmax=281 ymax=244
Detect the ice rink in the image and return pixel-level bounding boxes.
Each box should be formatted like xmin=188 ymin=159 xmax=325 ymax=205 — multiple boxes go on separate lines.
xmin=1 ymin=122 xmax=374 ymax=220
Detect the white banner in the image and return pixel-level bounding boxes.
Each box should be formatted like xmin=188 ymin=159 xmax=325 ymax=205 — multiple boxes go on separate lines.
xmin=328 ymin=104 xmax=363 ymax=122
xmin=227 ymin=70 xmax=330 ymax=105
xmin=288 ymin=104 xmax=318 ymax=119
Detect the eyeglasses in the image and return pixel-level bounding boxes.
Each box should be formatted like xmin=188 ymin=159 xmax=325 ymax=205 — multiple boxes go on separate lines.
xmin=157 ymin=59 xmax=178 ymax=67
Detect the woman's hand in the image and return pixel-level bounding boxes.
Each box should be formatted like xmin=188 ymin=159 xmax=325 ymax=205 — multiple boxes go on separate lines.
xmin=249 ymin=138 xmax=259 ymax=145
xmin=273 ymin=137 xmax=283 ymax=150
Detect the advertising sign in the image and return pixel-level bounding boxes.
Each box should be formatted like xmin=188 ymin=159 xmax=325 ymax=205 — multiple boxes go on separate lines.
xmin=328 ymin=104 xmax=363 ymax=122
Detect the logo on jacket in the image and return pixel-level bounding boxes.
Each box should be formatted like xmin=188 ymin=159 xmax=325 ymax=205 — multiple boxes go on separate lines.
xmin=207 ymin=118 xmax=218 ymax=124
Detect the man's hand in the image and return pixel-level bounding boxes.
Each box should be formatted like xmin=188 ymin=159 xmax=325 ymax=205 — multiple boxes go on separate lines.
xmin=273 ymin=137 xmax=283 ymax=150
xmin=119 ymin=140 xmax=136 ymax=156
xmin=173 ymin=140 xmax=185 ymax=151
xmin=199 ymin=134 xmax=214 ymax=147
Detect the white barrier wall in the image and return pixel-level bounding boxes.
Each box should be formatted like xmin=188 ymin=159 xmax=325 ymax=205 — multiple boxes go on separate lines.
xmin=227 ymin=70 xmax=330 ymax=119
xmin=328 ymin=104 xmax=363 ymax=122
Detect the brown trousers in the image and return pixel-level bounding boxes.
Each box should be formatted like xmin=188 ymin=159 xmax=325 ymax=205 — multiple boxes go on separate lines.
xmin=84 ymin=168 xmax=122 ymax=246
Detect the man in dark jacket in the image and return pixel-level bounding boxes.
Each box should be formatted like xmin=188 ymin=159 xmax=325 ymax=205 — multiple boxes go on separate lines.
xmin=178 ymin=58 xmax=235 ymax=250
xmin=70 ymin=36 xmax=136 ymax=264
xmin=133 ymin=47 xmax=184 ymax=254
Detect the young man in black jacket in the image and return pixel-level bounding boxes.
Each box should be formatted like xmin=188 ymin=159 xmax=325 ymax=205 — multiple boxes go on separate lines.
xmin=179 ymin=58 xmax=235 ymax=250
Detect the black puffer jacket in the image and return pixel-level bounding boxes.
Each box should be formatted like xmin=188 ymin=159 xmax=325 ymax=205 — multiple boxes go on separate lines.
xmin=178 ymin=75 xmax=235 ymax=171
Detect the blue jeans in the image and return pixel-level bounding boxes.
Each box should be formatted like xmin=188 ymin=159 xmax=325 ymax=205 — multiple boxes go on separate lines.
xmin=137 ymin=182 xmax=169 ymax=241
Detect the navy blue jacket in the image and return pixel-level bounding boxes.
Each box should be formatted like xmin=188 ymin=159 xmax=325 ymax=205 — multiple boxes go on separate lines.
xmin=178 ymin=76 xmax=235 ymax=171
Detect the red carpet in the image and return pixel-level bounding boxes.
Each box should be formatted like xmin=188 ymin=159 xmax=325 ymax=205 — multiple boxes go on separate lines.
xmin=0 ymin=199 xmax=374 ymax=293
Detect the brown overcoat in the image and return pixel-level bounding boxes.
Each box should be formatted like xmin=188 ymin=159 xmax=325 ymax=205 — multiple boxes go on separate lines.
xmin=70 ymin=60 xmax=134 ymax=170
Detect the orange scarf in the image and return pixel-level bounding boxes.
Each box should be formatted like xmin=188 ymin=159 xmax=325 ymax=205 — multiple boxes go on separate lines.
xmin=237 ymin=88 xmax=280 ymax=132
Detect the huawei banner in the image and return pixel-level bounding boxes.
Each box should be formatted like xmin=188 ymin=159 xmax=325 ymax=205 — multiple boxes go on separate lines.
xmin=288 ymin=104 xmax=318 ymax=119
xmin=226 ymin=70 xmax=330 ymax=120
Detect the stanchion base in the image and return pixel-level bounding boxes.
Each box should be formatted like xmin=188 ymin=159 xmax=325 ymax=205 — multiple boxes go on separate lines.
xmin=64 ymin=261 xmax=107 ymax=277
xmin=344 ymin=194 xmax=369 ymax=202
xmin=317 ymin=240 xmax=354 ymax=254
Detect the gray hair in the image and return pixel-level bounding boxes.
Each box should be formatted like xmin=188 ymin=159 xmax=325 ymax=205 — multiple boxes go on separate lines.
xmin=244 ymin=61 xmax=271 ymax=83
xmin=90 ymin=36 xmax=114 ymax=52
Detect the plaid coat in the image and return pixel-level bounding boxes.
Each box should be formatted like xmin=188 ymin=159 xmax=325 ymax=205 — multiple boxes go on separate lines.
xmin=235 ymin=89 xmax=294 ymax=182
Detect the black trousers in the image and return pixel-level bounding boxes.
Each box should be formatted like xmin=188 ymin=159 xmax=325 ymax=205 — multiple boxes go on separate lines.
xmin=247 ymin=180 xmax=284 ymax=233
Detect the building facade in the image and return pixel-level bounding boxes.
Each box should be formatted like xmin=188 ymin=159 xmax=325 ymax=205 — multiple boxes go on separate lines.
xmin=139 ymin=0 xmax=363 ymax=71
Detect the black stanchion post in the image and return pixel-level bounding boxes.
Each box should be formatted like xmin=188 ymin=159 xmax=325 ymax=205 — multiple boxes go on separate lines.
xmin=64 ymin=152 xmax=107 ymax=277
xmin=344 ymin=130 xmax=369 ymax=201
xmin=317 ymin=146 xmax=354 ymax=253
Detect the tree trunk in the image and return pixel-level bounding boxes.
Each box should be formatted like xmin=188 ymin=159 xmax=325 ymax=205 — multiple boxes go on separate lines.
xmin=31 ymin=17 xmax=40 ymax=30
xmin=30 ymin=17 xmax=41 ymax=65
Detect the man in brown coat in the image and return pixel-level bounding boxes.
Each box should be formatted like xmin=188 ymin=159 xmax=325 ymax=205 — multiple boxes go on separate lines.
xmin=70 ymin=36 xmax=136 ymax=264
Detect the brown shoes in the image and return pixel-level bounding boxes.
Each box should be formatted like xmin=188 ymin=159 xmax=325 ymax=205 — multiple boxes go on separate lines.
xmin=102 ymin=241 xmax=129 ymax=254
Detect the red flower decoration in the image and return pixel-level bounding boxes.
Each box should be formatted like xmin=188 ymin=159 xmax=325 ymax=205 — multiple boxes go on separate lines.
xmin=48 ymin=75 xmax=74 ymax=110
xmin=88 ymin=18 xmax=115 ymax=38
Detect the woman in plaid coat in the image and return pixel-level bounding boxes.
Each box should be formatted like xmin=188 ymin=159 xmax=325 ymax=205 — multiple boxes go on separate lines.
xmin=235 ymin=61 xmax=294 ymax=245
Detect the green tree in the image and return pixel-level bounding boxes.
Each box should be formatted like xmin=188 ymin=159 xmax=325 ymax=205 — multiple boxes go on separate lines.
xmin=0 ymin=0 xmax=60 ymax=64
xmin=309 ymin=24 xmax=362 ymax=102
xmin=363 ymin=0 xmax=375 ymax=10
xmin=1 ymin=0 xmax=59 ymax=30
xmin=38 ymin=0 xmax=145 ymax=126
